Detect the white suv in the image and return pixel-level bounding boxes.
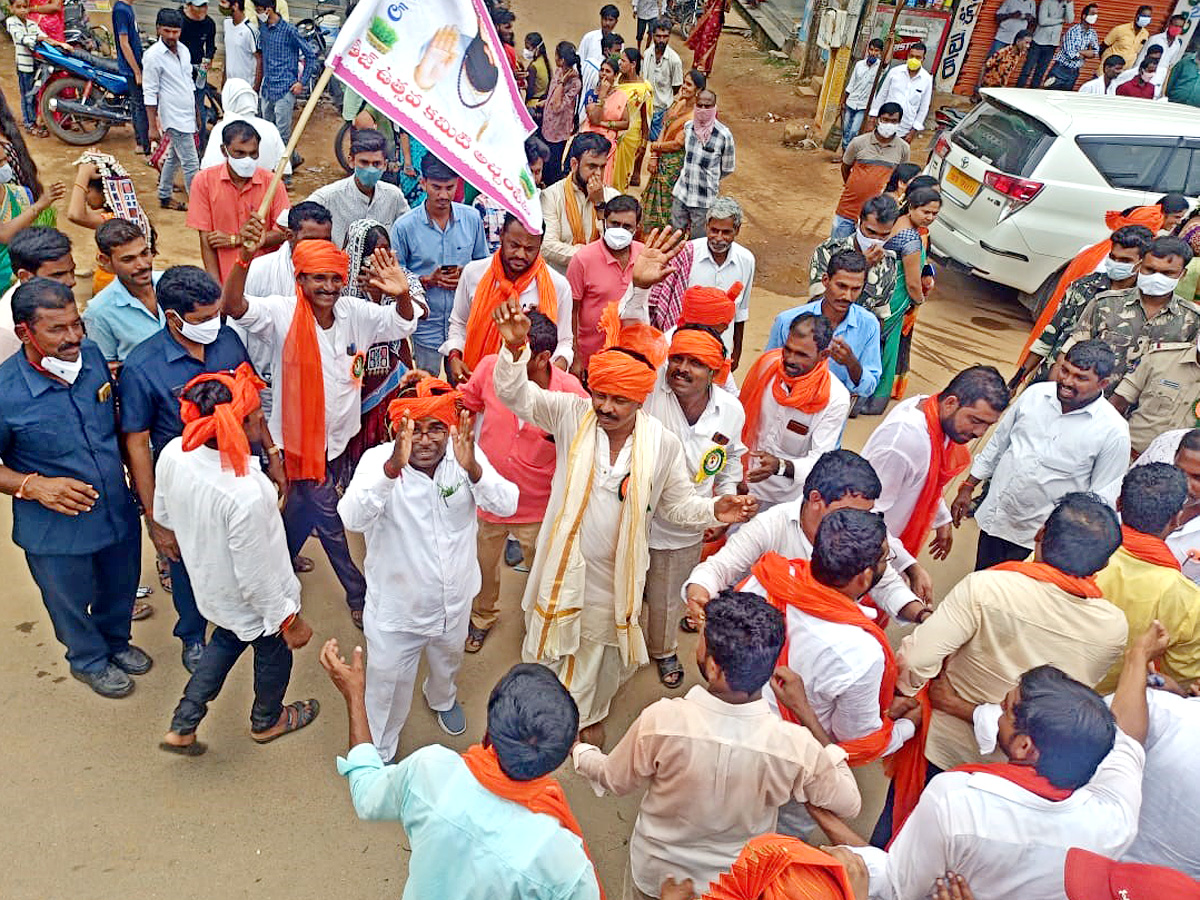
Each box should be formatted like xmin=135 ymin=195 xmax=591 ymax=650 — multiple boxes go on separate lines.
xmin=925 ymin=88 xmax=1200 ymax=311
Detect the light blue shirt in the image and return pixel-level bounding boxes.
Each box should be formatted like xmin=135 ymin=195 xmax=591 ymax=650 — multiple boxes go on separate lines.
xmin=765 ymin=298 xmax=882 ymax=396
xmin=337 ymin=742 xmax=600 ymax=900
xmin=391 ymin=202 xmax=489 ymax=350
xmin=81 ymin=271 xmax=165 ymax=362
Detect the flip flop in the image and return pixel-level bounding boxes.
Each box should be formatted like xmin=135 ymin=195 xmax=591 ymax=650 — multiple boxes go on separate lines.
xmin=679 ymin=614 xmax=699 ymax=634
xmin=656 ymin=655 xmax=685 ymax=689
xmin=251 ymin=699 xmax=320 ymax=744
xmin=465 ymin=625 xmax=489 ymax=653
xmin=350 ymin=609 xmax=364 ymax=630
xmin=292 ymin=555 xmax=314 ymax=573
xmin=132 ymin=601 xmax=154 ymax=621
xmin=159 ymin=739 xmax=207 ymax=756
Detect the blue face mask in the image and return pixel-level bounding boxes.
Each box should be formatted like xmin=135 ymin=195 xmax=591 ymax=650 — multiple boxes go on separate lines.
xmin=866 ymin=56 xmax=879 ymax=65
xmin=355 ymin=166 xmax=384 ymax=188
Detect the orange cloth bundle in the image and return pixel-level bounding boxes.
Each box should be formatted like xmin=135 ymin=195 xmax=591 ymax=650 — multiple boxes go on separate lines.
xmin=739 ymin=350 xmax=832 ymax=450
xmin=705 ymin=833 xmax=855 ymax=900
xmin=669 ymin=327 xmax=729 ymax=383
xmin=598 ymin=300 xmax=668 ymax=367
xmin=387 ymin=376 xmax=461 ymax=429
xmin=991 ymin=560 xmax=1103 ymax=597
xmin=281 ymin=239 xmax=350 ymax=481
xmin=588 ymin=347 xmax=657 ymax=402
xmin=180 ymin=362 xmax=267 ymax=476
xmin=681 ymin=282 xmax=740 ymax=327
xmin=464 ymin=252 xmax=558 ymax=369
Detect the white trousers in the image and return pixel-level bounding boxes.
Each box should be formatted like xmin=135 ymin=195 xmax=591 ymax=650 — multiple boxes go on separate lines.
xmin=364 ymin=607 xmax=470 ymax=761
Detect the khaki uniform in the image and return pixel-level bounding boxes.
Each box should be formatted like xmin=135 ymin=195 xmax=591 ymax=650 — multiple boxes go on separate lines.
xmin=808 ymin=234 xmax=899 ymax=315
xmin=1064 ymin=288 xmax=1200 ymax=393
xmin=1115 ymin=341 xmax=1200 ymax=453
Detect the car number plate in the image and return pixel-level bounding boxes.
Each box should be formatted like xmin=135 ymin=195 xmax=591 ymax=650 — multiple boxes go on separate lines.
xmin=945 ymin=165 xmax=980 ymax=198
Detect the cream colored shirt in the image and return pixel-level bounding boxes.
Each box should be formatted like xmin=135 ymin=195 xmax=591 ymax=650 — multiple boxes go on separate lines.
xmin=572 ymin=686 xmax=861 ymax=896
xmin=538 ymin=178 xmax=619 ymax=272
xmin=897 ymin=569 xmax=1128 ymax=770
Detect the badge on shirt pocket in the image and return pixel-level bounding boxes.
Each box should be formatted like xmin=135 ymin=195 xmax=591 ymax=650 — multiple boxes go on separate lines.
xmin=349 ymin=351 xmax=366 ymax=383
xmin=786 ymin=419 xmax=809 ymax=436
xmin=97 ymin=382 xmax=112 ymax=403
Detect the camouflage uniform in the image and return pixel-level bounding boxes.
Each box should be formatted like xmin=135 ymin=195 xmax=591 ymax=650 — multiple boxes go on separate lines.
xmin=1029 ymin=271 xmax=1113 ymax=383
xmin=808 ymin=234 xmax=899 ymax=316
xmin=1063 ymin=287 xmax=1200 ymax=394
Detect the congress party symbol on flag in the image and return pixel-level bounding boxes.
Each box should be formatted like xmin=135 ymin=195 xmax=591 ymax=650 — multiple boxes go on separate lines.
xmin=327 ymin=0 xmax=543 ymax=232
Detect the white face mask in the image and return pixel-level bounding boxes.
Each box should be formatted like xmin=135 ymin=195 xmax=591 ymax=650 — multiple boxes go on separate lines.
xmin=225 ymin=153 xmax=258 ymax=178
xmin=1104 ymin=257 xmax=1137 ymax=281
xmin=0 ymin=163 xmax=13 ymax=184
xmin=1085 ymin=13 xmax=1098 ymax=23
xmin=603 ymin=226 xmax=634 ymax=251
xmin=1138 ymin=270 xmax=1181 ymax=296
xmin=1136 ymin=14 xmax=1151 ymax=26
xmin=256 ymin=10 xmax=268 ymax=22
xmin=855 ymin=228 xmax=886 ymax=254
xmin=42 ymin=352 xmax=83 ymax=384
xmin=522 ymin=48 xmax=534 ymax=61
xmin=876 ymin=121 xmax=899 ymax=139
xmin=175 ymin=312 xmax=222 ymax=345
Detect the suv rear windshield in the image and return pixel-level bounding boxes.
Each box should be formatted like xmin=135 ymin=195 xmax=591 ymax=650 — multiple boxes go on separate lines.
xmin=953 ymin=102 xmax=1053 ymax=177
xmin=1076 ymin=136 xmax=1200 ymax=195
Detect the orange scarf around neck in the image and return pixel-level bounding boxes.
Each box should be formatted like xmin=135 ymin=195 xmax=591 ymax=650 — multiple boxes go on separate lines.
xmin=898 ymin=395 xmax=971 ymax=556
xmin=951 ymin=762 xmax=1074 ymax=801
xmin=750 ymin=553 xmax=931 ymax=836
xmin=1120 ymin=524 xmax=1183 ymax=570
xmin=463 ymin=252 xmax=558 ymax=370
xmin=739 ymin=351 xmax=832 ymax=451
xmin=990 ymin=560 xmax=1103 ymax=598
xmin=461 ymin=744 xmax=605 ymax=898
xmin=562 ymin=177 xmax=599 ymax=246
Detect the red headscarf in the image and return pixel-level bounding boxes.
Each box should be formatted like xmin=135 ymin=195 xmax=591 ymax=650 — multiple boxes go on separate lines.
xmin=681 ymin=282 xmax=740 ymax=328
xmin=588 ymin=347 xmax=657 ymax=402
xmin=179 ymin=362 xmax=267 ymax=476
xmin=668 ymin=327 xmax=729 ymax=383
xmin=282 ymin=239 xmax=349 ymax=481
xmin=387 ymin=376 xmax=462 ymax=430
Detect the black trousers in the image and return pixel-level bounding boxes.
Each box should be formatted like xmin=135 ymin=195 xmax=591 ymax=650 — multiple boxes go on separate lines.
xmin=870 ymin=760 xmax=944 ymax=847
xmin=974 ymin=530 xmax=1031 ymax=571
xmin=1017 ymin=42 xmax=1056 ymax=87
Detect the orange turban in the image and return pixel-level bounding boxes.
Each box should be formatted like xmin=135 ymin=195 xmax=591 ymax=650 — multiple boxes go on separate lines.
xmin=681 ymin=282 xmax=740 ymax=327
xmin=180 ymin=362 xmax=267 ymax=477
xmin=587 ymin=348 xmax=657 ymax=403
xmin=598 ymin=301 xmax=668 ymax=367
xmin=387 ymin=376 xmax=462 ymax=430
xmin=281 ymin=239 xmax=351 ymax=481
xmin=705 ymin=834 xmax=856 ymax=900
xmin=669 ymin=327 xmax=729 ymax=383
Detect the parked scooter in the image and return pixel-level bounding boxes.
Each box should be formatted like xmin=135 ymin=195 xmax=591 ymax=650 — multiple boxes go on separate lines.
xmin=31 ymin=40 xmax=132 ymax=145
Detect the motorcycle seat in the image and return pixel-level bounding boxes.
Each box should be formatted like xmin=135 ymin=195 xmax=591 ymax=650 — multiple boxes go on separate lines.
xmin=66 ymin=47 xmax=124 ymax=77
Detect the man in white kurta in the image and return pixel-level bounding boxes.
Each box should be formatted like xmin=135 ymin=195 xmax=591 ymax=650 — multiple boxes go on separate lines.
xmin=490 ymin=300 xmax=756 ymax=742
xmin=338 ymin=378 xmax=518 ymax=760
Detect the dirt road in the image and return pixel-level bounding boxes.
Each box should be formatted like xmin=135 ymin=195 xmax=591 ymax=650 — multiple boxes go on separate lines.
xmin=0 ymin=8 xmax=1030 ymax=899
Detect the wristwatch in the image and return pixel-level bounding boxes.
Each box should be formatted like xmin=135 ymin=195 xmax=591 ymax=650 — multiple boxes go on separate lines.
xmin=776 ymin=457 xmax=788 ymax=477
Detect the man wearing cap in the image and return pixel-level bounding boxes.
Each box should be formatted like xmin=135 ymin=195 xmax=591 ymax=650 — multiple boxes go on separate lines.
xmin=157 ymin=364 xmax=317 ymax=755
xmin=640 ymin=322 xmax=747 ymax=688
xmin=338 ymin=374 xmax=518 ymax=756
xmin=490 ymin=243 xmax=758 ymax=745
xmin=222 ymin=216 xmax=423 ymax=628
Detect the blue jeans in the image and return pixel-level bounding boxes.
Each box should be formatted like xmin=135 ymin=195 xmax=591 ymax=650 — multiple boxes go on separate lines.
xmin=158 ymin=127 xmax=199 ymax=200
xmin=1017 ymin=42 xmax=1056 ymax=87
xmin=168 ymin=626 xmax=292 ymax=734
xmin=649 ymin=108 xmax=666 ymax=141
xmin=830 ymin=213 xmax=856 ymax=239
xmin=167 ymin=559 xmax=209 ymax=647
xmin=411 ymin=342 xmax=445 ymax=377
xmin=17 ymin=69 xmax=36 ymax=126
xmin=261 ymin=92 xmax=299 ymax=164
xmin=25 ymin=529 xmax=141 ymax=674
xmin=282 ymin=454 xmax=367 ymax=612
xmin=841 ymin=106 xmax=865 ymax=150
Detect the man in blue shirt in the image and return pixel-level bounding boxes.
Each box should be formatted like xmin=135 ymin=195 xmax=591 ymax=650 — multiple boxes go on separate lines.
xmin=766 ymin=249 xmax=882 ymax=407
xmin=81 ymin=219 xmax=164 ymax=367
xmin=253 ymin=0 xmax=317 ymax=169
xmin=112 ymin=0 xmax=149 ymax=153
xmin=391 ymin=155 xmax=489 ymax=376
xmin=0 ymin=279 xmax=149 ymax=698
xmin=321 ymin=643 xmax=602 ymax=900
xmin=119 ymin=265 xmax=283 ymax=673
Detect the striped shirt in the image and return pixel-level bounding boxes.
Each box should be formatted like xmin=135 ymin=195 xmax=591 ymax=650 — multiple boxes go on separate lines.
xmin=258 ymin=17 xmax=318 ymax=102
xmin=6 ymin=16 xmax=46 ymax=73
xmin=1054 ymin=24 xmax=1100 ymax=68
xmin=671 ymin=120 xmax=736 ymax=210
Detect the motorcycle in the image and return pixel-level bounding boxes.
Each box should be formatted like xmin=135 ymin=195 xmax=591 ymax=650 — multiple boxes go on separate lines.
xmin=296 ymin=0 xmax=345 ymax=106
xmin=30 ymin=40 xmax=132 ymax=145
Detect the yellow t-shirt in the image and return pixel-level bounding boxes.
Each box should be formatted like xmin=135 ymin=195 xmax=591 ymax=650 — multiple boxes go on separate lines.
xmin=1102 ymin=23 xmax=1149 ymax=65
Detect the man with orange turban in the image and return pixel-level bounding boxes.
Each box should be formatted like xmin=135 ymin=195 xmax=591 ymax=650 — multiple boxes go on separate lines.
xmin=739 ymin=312 xmax=851 ymax=511
xmin=491 ymin=293 xmax=758 ymax=747
xmin=442 ymin=214 xmax=574 ymax=386
xmin=337 ymin=373 xmax=518 ymax=760
xmin=639 ymin=323 xmax=747 ymax=688
xmin=157 ymin=365 xmax=317 ymax=755
xmin=223 ymin=216 xmax=423 ymax=629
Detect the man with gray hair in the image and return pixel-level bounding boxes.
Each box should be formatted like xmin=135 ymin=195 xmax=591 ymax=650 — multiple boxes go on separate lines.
xmin=648 ymin=195 xmax=755 ymax=372
xmin=671 ymin=88 xmax=735 ymax=238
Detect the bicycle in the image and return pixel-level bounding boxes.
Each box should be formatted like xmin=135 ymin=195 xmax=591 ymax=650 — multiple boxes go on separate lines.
xmin=666 ymin=0 xmax=702 ymax=39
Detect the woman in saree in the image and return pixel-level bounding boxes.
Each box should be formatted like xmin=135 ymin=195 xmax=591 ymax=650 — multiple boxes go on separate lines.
xmin=0 ymin=89 xmax=61 ymax=289
xmin=581 ymin=57 xmax=629 ymax=185
xmin=339 ymin=219 xmax=426 ymax=480
xmin=641 ymin=68 xmax=705 ymax=230
xmin=687 ymin=0 xmax=729 ymax=75
xmin=612 ymin=47 xmax=652 ymax=190
xmin=860 ymin=183 xmax=942 ymax=415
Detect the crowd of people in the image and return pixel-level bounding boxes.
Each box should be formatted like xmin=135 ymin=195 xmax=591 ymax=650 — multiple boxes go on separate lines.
xmin=3 ymin=2 xmax=1200 ymax=900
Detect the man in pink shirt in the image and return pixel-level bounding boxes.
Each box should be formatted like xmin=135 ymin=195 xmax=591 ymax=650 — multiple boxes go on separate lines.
xmin=460 ymin=309 xmax=588 ymax=653
xmin=566 ymin=194 xmax=644 ymax=374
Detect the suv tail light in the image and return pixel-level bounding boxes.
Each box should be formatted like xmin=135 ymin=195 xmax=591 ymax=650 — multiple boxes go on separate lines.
xmin=933 ymin=134 xmax=950 ymax=160
xmin=983 ymin=171 xmax=1044 ymax=203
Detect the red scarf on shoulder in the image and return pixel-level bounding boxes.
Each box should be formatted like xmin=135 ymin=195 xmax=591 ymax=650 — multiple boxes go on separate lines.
xmin=952 ymin=762 xmax=1074 ymax=801
xmin=898 ymin=395 xmax=970 ymax=556
xmin=1119 ymin=524 xmax=1182 ymax=571
xmin=990 ymin=561 xmax=1103 ymax=598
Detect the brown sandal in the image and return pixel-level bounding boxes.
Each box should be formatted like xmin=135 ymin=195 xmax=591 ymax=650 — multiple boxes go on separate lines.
xmin=251 ymin=699 xmax=320 ymax=743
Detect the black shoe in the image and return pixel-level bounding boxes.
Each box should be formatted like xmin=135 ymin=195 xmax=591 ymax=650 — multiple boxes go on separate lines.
xmin=111 ymin=645 xmax=153 ymax=675
xmin=504 ymin=537 xmax=524 ymax=568
xmin=71 ymin=663 xmax=134 ymax=698
xmin=181 ymin=642 xmax=205 ymax=674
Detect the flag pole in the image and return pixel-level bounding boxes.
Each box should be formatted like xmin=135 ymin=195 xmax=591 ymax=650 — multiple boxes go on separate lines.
xmin=255 ymin=66 xmax=336 ymax=220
